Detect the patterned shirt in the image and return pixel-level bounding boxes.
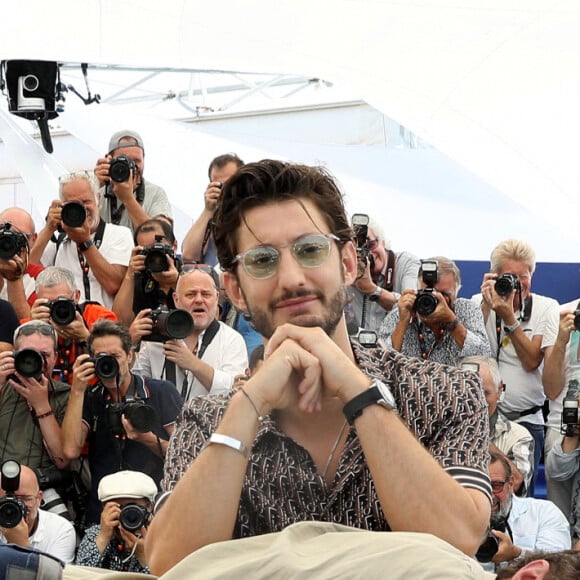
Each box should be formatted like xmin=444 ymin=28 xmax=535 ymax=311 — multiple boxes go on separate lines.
xmin=163 ymin=341 xmax=492 ymax=538
xmin=378 ymin=297 xmax=491 ymax=366
xmin=75 ymin=524 xmax=150 ymax=573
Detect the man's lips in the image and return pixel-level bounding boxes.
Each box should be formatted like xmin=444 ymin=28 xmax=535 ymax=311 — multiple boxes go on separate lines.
xmin=274 ymin=296 xmax=317 ymax=311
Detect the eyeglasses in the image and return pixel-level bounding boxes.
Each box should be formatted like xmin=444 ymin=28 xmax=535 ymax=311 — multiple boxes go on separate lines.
xmin=58 ymin=170 xmax=93 ymax=183
xmin=14 ymin=494 xmax=39 ymax=504
xmin=490 ymin=480 xmax=508 ymax=492
xmin=180 ymin=263 xmax=219 ymax=287
xmin=367 ymin=238 xmax=379 ymax=251
xmin=233 ymin=233 xmax=340 ymax=280
xmin=15 ymin=321 xmax=58 ymax=342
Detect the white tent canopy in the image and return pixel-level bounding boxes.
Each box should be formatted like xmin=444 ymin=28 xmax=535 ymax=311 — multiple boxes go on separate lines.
xmin=1 ymin=0 xmax=579 ymax=261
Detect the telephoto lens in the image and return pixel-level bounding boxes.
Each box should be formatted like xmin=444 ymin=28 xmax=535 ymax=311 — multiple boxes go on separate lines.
xmin=60 ymin=201 xmax=87 ymax=228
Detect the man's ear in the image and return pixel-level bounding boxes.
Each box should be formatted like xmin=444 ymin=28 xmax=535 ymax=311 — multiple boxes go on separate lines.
xmin=73 ymin=289 xmax=81 ymax=303
xmin=511 ymin=559 xmax=550 ymax=579
xmin=223 ymin=271 xmax=247 ymax=310
xmin=341 ymin=241 xmax=358 ymax=286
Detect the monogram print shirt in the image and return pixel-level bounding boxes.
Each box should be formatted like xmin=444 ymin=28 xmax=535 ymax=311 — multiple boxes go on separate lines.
xmin=162 ymin=342 xmax=492 ymax=537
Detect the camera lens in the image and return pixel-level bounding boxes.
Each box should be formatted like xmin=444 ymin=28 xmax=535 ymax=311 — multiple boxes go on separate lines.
xmin=144 ymin=250 xmax=169 ymax=273
xmin=158 ymin=309 xmax=194 ymax=339
xmin=0 ymin=498 xmax=25 ymax=528
xmin=61 ymin=201 xmax=87 ymax=228
xmin=0 ymin=233 xmax=18 ymax=260
xmin=94 ymin=355 xmax=119 ymax=380
xmin=14 ymin=349 xmax=44 ymax=379
xmin=475 ymin=532 xmax=500 ymax=563
xmin=415 ymin=291 xmax=438 ymax=317
xmin=125 ymin=403 xmax=157 ymax=433
xmin=49 ymin=298 xmax=76 ymax=326
xmin=120 ymin=503 xmax=148 ymax=532
xmin=109 ymin=155 xmax=133 ymax=183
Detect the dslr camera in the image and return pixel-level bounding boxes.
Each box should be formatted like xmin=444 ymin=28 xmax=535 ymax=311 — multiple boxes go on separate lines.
xmin=351 ymin=213 xmax=375 ymax=279
xmin=140 ymin=235 xmax=174 ymax=274
xmin=143 ymin=306 xmax=194 ymax=343
xmin=89 ymin=354 xmax=119 ymax=382
xmin=60 ymin=201 xmax=87 ymax=228
xmin=0 ymin=460 xmax=27 ymax=528
xmin=109 ymin=154 xmax=136 ymax=183
xmin=0 ymin=222 xmax=28 ymax=261
xmin=494 ymin=273 xmax=521 ymax=297
xmin=12 ymin=348 xmax=44 ymax=381
xmin=561 ymin=378 xmax=580 ymax=436
xmin=120 ymin=503 xmax=151 ymax=532
xmin=47 ymin=297 xmax=77 ymax=326
xmin=414 ymin=260 xmax=439 ymax=317
xmin=475 ymin=517 xmax=507 ymax=563
xmin=106 ymin=398 xmax=157 ymax=437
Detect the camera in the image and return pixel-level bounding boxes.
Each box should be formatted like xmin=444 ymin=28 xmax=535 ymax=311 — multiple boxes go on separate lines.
xmin=106 ymin=399 xmax=157 ymax=437
xmin=494 ymin=273 xmax=521 ymax=297
xmin=13 ymin=348 xmax=44 ymax=381
xmin=143 ymin=306 xmax=194 ymax=343
xmin=475 ymin=517 xmax=507 ymax=563
xmin=140 ymin=236 xmax=174 ymax=274
xmin=89 ymin=354 xmax=119 ymax=382
xmin=47 ymin=298 xmax=77 ymax=326
xmin=561 ymin=379 xmax=580 ymax=436
xmin=109 ymin=154 xmax=136 ymax=183
xmin=0 ymin=222 xmax=28 ymax=261
xmin=120 ymin=503 xmax=150 ymax=532
xmin=0 ymin=460 xmax=26 ymax=528
xmin=414 ymin=260 xmax=439 ymax=317
xmin=351 ymin=213 xmax=375 ymax=279
xmin=60 ymin=201 xmax=87 ymax=228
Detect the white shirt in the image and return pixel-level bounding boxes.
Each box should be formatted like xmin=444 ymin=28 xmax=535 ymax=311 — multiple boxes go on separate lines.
xmin=133 ymin=320 xmax=248 ymax=402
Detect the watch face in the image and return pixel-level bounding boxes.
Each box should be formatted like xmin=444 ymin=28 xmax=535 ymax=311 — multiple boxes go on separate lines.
xmin=374 ymin=380 xmax=396 ymax=410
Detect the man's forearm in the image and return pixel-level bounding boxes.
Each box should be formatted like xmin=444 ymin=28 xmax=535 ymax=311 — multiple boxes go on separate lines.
xmin=509 ymin=330 xmax=544 ymax=372
xmin=123 ymin=196 xmax=152 ymax=230
xmin=37 ymin=412 xmax=69 ymax=469
xmin=61 ymin=390 xmax=87 ymax=460
xmin=7 ymin=279 xmax=31 ymax=319
xmin=146 ymin=390 xmax=258 ymax=575
xmin=542 ymin=340 xmax=567 ymax=400
xmin=83 ymin=246 xmax=126 ymax=295
xmin=181 ymin=211 xmax=213 ymax=261
xmin=112 ymin=273 xmax=136 ymax=327
xmin=30 ymin=227 xmax=54 ymax=265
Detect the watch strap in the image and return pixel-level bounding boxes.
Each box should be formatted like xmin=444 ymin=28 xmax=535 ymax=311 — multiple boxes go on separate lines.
xmin=368 ymin=286 xmax=382 ymax=302
xmin=503 ymin=320 xmax=520 ymax=335
xmin=78 ymin=239 xmax=94 ymax=252
xmin=343 ymin=386 xmax=382 ymax=425
xmin=445 ymin=318 xmax=459 ymax=332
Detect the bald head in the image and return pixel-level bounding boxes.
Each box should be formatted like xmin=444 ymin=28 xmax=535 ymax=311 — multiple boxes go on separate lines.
xmin=0 ymin=207 xmax=36 ymax=246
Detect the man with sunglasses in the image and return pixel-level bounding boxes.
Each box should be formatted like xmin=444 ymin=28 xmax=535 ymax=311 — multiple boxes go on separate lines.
xmin=146 ymin=160 xmax=492 ymax=574
xmin=485 ymin=452 xmax=569 ymax=568
xmin=0 ymin=464 xmax=75 ymax=563
xmin=132 ymin=266 xmax=248 ymax=402
xmin=31 ymin=171 xmax=134 ymax=310
xmin=346 ymin=217 xmax=420 ymax=334
xmin=378 ymin=256 xmax=490 ymax=366
xmin=0 ymin=321 xmax=70 ymax=473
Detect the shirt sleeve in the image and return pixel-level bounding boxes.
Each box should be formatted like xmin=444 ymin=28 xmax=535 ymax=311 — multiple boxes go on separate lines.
xmin=46 ymin=518 xmax=77 ymax=564
xmin=75 ymin=525 xmax=105 ymax=567
xmin=377 ymin=306 xmax=401 ymax=347
xmin=544 ymin=438 xmax=580 ymax=481
xmin=207 ymin=329 xmax=248 ymax=395
xmin=509 ymin=436 xmax=535 ymax=494
xmin=454 ymin=299 xmax=492 ymax=358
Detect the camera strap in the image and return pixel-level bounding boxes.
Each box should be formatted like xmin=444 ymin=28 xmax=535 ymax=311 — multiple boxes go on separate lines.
xmin=384 ymin=250 xmax=396 ymax=292
xmin=494 ymin=295 xmax=533 ymax=361
xmin=76 ymin=219 xmax=106 ymax=300
xmin=106 ymin=180 xmax=145 ymax=225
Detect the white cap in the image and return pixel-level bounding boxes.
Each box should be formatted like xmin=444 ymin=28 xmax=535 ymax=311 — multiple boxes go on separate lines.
xmin=98 ymin=470 xmax=157 ymax=503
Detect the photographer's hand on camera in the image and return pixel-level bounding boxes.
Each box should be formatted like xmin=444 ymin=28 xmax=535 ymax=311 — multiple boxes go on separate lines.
xmin=129 ymin=309 xmax=154 ymax=347
xmin=204 ymin=182 xmax=223 ymax=213
xmin=61 ymin=215 xmax=91 ymax=247
xmin=163 ymin=339 xmax=198 ymax=374
xmin=95 ymin=156 xmax=112 ymax=188
xmin=45 ymin=201 xmax=63 ymax=234
xmin=97 ymin=501 xmax=121 ymax=552
xmin=110 ymin=168 xmax=139 ymax=206
xmin=118 ymin=523 xmax=148 ymax=564
xmin=491 ymin=529 xmax=522 ymax=564
xmin=0 ymin=514 xmax=31 ymax=548
xmin=71 ymin=354 xmax=95 ymax=395
xmin=481 ymin=273 xmax=517 ymax=324
xmin=151 ymin=254 xmax=179 ymax=292
xmin=0 ymin=251 xmax=27 ymax=282
xmin=55 ymin=311 xmax=90 ymax=343
xmin=120 ymin=413 xmax=167 ymax=459
xmin=0 ymin=351 xmax=14 ymax=392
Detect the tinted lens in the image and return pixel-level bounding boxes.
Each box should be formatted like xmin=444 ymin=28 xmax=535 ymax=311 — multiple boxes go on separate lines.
xmin=242 ymin=246 xmax=280 ymax=279
xmin=293 ymin=235 xmax=332 ymax=268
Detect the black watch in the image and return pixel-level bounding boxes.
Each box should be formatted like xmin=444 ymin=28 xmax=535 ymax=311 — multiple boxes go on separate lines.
xmin=78 ymin=240 xmax=94 ymax=252
xmin=343 ymin=379 xmax=397 ymax=425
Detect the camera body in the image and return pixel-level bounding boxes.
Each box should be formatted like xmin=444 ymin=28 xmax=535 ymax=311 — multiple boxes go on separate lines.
xmin=89 ymin=354 xmax=119 ymax=382
xmin=106 ymin=398 xmax=157 ymax=437
xmin=47 ymin=298 xmax=77 ymax=326
xmin=561 ymin=379 xmax=580 ymax=435
xmin=475 ymin=517 xmax=507 ymax=563
xmin=0 ymin=460 xmax=27 ymax=528
xmin=109 ymin=154 xmax=136 ymax=183
xmin=140 ymin=236 xmax=174 ymax=274
xmin=494 ymin=273 xmax=521 ymax=297
xmin=13 ymin=348 xmax=44 ymax=381
xmin=120 ymin=503 xmax=150 ymax=532
xmin=60 ymin=201 xmax=87 ymax=228
xmin=143 ymin=306 xmax=194 ymax=343
xmin=414 ymin=260 xmax=439 ymax=317
xmin=351 ymin=213 xmax=375 ymax=279
xmin=0 ymin=222 xmax=28 ymax=261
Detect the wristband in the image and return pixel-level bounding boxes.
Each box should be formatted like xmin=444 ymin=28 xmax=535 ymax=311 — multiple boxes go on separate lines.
xmin=203 ymin=433 xmax=249 ymax=459
xmin=445 ymin=318 xmax=459 ymax=332
xmin=78 ymin=240 xmax=94 ymax=252
xmin=368 ymin=286 xmax=382 ymax=302
xmin=35 ymin=410 xmax=53 ymax=420
xmin=503 ymin=320 xmax=520 ymax=335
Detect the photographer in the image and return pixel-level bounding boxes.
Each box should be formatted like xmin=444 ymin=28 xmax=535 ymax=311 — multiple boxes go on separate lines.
xmin=0 ymin=321 xmax=69 ymax=473
xmin=112 ymin=218 xmax=179 ymax=330
xmin=62 ymin=320 xmax=182 ymax=526
xmin=95 ymin=130 xmax=172 ymax=233
xmin=476 ymin=239 xmax=560 ymax=495
xmin=28 ymin=266 xmax=117 ymax=384
xmin=346 ymin=216 xmax=420 ymax=334
xmin=182 ymin=153 xmax=244 ymax=266
xmin=0 ymin=463 xmax=75 ymax=563
xmin=0 ymin=207 xmax=45 ymax=319
xmin=31 ymin=171 xmax=134 ymax=309
xmin=76 ymin=470 xmax=156 ymax=572
xmin=483 ymin=452 xmax=569 ymax=569
xmin=379 ymin=257 xmax=490 ymax=366
xmin=131 ymin=266 xmax=247 ymax=402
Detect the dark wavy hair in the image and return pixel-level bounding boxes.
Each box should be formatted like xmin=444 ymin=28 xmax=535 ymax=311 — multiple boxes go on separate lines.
xmin=89 ymin=320 xmax=133 ymax=355
xmin=213 ymin=159 xmax=353 ymax=272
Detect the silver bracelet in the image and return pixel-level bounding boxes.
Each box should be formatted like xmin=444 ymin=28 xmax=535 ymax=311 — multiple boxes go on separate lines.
xmin=203 ymin=433 xmax=250 ymax=459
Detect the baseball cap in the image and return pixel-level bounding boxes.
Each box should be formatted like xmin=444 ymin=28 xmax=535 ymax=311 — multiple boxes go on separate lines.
xmin=98 ymin=470 xmax=157 ymax=503
xmin=108 ymin=130 xmax=144 ymax=155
